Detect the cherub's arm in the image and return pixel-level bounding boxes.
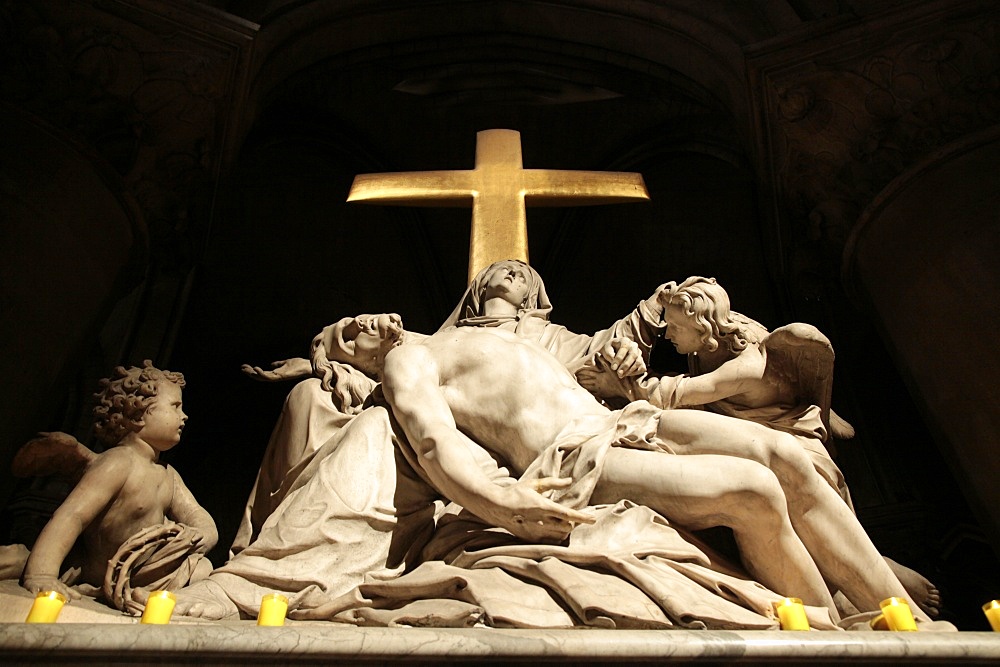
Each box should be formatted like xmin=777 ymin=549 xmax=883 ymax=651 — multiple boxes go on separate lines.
xmin=21 ymin=453 xmax=130 ymax=598
xmin=642 ymin=346 xmax=766 ymax=409
xmin=382 ymin=346 xmax=592 ymax=542
xmin=166 ymin=466 xmax=218 ymax=554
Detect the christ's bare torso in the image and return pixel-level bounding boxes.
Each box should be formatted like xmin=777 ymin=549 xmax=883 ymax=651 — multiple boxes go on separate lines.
xmin=390 ymin=326 xmax=608 ymax=474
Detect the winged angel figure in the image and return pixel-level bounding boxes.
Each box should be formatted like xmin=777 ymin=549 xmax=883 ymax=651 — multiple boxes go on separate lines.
xmin=578 ymin=276 xmax=937 ymax=617
xmin=5 ymin=362 xmax=216 ymax=613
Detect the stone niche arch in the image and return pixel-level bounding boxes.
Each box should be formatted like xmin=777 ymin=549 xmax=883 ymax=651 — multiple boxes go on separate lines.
xmin=843 ymin=125 xmax=1000 ymax=545
xmin=236 ymin=0 xmax=788 ymax=149
xmin=0 ymin=104 xmax=147 ymax=508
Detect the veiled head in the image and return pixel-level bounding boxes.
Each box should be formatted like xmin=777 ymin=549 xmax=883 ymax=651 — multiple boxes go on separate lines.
xmin=438 ymin=259 xmax=553 ymax=331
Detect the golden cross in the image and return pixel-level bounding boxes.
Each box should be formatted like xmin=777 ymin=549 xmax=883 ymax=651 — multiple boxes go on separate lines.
xmin=347 ymin=129 xmax=649 ymax=282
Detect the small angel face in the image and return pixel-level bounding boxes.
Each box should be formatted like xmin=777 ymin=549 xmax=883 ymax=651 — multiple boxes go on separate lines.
xmin=663 ymin=304 xmax=705 ymax=355
xmin=138 ymin=381 xmax=187 ymax=452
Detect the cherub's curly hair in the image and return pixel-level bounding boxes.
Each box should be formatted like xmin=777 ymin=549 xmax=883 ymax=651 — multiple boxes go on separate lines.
xmin=92 ymin=360 xmax=185 ymax=446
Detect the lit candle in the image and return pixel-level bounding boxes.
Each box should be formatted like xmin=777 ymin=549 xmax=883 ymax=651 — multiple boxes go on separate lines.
xmin=140 ymin=590 xmax=176 ymax=625
xmin=879 ymin=597 xmax=917 ymax=631
xmin=257 ymin=593 xmax=289 ymax=627
xmin=25 ymin=590 xmax=68 ymax=623
xmin=983 ymin=600 xmax=1000 ymax=631
xmin=773 ymin=597 xmax=810 ymax=630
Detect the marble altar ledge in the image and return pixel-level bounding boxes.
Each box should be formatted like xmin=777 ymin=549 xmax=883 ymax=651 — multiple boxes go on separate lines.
xmin=2 ymin=624 xmax=1000 ymax=666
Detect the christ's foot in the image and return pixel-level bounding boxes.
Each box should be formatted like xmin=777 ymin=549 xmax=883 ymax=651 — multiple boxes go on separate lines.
xmin=886 ymin=557 xmax=941 ymax=618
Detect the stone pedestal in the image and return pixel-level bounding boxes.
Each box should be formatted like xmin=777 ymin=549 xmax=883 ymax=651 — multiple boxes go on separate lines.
xmin=2 ymin=623 xmax=999 ymax=665
xmin=1 ymin=583 xmax=999 ymax=665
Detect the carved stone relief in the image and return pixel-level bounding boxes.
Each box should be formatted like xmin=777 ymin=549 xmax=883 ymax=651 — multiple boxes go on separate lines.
xmin=749 ymin=2 xmax=1000 ymax=294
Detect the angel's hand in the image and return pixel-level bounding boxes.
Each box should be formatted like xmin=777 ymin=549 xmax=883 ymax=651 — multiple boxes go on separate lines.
xmin=645 ymin=283 xmax=671 ymax=322
xmin=596 ymin=338 xmax=646 ymax=378
xmin=22 ymin=574 xmax=80 ymax=601
xmin=185 ymin=527 xmax=214 ymax=555
xmin=240 ymin=358 xmax=311 ymax=382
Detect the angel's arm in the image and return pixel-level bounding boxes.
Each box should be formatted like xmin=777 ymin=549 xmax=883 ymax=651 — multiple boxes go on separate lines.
xmin=21 ymin=452 xmax=130 ymax=597
xmin=641 ymin=347 xmax=765 ymax=409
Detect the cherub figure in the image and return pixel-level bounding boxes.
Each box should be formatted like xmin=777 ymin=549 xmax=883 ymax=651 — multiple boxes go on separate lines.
xmin=16 ymin=361 xmax=217 ymax=613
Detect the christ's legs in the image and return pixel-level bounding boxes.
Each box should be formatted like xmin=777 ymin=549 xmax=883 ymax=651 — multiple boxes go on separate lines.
xmin=592 ymin=448 xmax=839 ymax=617
xmin=653 ymin=409 xmax=928 ymax=620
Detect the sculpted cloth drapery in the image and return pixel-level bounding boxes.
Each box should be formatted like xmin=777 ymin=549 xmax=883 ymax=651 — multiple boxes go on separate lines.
xmin=376 ymin=399 xmax=838 ymax=630
xmin=209 ymin=394 xmax=837 ymax=629
xmin=230 ymin=378 xmax=365 ymax=556
xmin=211 ymin=264 xmax=837 ymax=628
xmin=103 ymin=522 xmax=211 ymax=614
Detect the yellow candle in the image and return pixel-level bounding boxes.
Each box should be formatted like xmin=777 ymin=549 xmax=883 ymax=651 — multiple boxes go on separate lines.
xmin=879 ymin=597 xmax=917 ymax=631
xmin=257 ymin=593 xmax=289 ymax=627
xmin=140 ymin=590 xmax=176 ymax=625
xmin=773 ymin=597 xmax=810 ymax=630
xmin=869 ymin=613 xmax=889 ymax=631
xmin=983 ymin=600 xmax=1000 ymax=631
xmin=25 ymin=590 xmax=68 ymax=623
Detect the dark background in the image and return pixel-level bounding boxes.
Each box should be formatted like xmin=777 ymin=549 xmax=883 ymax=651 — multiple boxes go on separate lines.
xmin=2 ymin=0 xmax=999 ymax=629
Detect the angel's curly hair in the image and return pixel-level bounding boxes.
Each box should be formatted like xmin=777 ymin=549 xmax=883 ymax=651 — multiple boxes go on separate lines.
xmin=658 ymin=277 xmax=751 ymax=354
xmin=92 ymin=360 xmax=186 ymax=446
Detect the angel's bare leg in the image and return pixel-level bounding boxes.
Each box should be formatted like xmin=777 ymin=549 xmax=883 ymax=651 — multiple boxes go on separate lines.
xmin=592 ymin=449 xmax=839 ymax=618
xmin=653 ymin=409 xmax=929 ymax=621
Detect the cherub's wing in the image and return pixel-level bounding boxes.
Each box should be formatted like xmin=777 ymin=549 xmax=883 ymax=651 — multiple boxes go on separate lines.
xmin=11 ymin=432 xmax=96 ymax=484
xmin=762 ymin=323 xmax=848 ymax=445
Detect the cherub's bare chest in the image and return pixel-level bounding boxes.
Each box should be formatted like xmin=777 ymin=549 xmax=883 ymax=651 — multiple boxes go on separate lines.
xmin=115 ymin=464 xmax=173 ymax=519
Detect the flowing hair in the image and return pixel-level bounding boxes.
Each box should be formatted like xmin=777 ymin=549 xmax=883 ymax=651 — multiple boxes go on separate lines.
xmin=311 ymin=322 xmax=378 ymax=415
xmin=92 ymin=360 xmax=186 ymax=446
xmin=658 ymin=277 xmax=755 ymax=354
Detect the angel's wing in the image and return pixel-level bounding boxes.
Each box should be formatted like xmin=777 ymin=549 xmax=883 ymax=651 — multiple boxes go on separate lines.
xmin=762 ymin=323 xmax=854 ymax=445
xmin=11 ymin=432 xmax=96 ymax=484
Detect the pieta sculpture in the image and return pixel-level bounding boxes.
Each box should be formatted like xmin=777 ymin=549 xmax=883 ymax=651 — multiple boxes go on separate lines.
xmin=5 ymin=130 xmax=947 ymax=630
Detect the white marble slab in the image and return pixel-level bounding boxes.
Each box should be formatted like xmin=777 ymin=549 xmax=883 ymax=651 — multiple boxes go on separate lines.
xmin=3 ymin=583 xmax=1000 ymax=664
xmin=2 ymin=623 xmax=1000 ymax=665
